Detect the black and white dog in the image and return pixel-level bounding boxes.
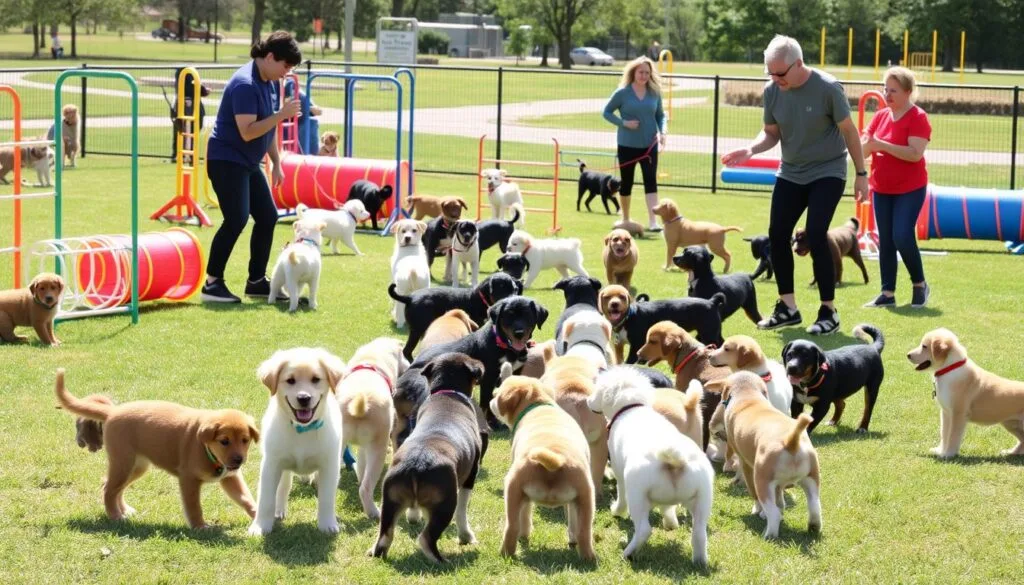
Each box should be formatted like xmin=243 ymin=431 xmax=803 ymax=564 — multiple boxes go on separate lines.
xmin=552 ymin=275 xmax=603 ymax=355
xmin=476 ymin=207 xmax=520 ymax=256
xmin=496 ymin=253 xmax=530 ymax=282
xmin=347 ymin=180 xmax=394 ymax=231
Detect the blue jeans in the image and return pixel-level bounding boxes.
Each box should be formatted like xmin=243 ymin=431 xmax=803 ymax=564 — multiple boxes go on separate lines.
xmin=873 ymin=186 xmax=927 ymax=292
xmin=205 ymin=159 xmax=279 ymax=282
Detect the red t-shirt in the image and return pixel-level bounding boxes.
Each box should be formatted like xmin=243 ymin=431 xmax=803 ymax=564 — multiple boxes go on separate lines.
xmin=865 ymin=105 xmax=931 ymax=194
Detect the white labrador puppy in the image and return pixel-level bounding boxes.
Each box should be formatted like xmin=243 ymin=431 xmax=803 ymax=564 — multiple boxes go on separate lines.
xmin=390 ymin=218 xmax=430 ymax=328
xmin=295 ymin=200 xmax=370 ymax=255
xmin=505 ymin=230 xmax=588 ymax=289
xmin=588 ymin=366 xmax=713 ymax=566
xmin=561 ymin=311 xmax=613 ymax=366
xmin=269 ymin=219 xmax=324 ymax=312
xmin=249 ymin=347 xmax=346 ymax=536
xmin=481 ymin=168 xmax=526 ymax=226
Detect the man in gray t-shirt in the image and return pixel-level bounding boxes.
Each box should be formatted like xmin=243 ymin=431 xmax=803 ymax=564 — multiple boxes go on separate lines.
xmin=721 ymin=35 xmax=868 ymax=337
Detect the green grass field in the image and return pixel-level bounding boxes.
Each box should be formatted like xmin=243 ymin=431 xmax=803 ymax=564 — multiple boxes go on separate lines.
xmin=1 ymin=156 xmax=1023 ymax=584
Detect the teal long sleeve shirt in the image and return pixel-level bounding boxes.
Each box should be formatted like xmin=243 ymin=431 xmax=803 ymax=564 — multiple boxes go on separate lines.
xmin=603 ymin=86 xmax=667 ymax=149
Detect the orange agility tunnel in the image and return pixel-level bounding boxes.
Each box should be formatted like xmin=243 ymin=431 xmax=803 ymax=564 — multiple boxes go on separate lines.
xmin=272 ymin=155 xmax=410 ymax=219
xmin=76 ymin=228 xmax=204 ymax=307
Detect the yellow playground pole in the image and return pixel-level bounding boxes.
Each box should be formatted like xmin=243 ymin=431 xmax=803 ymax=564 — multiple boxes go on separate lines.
xmin=658 ymin=49 xmax=673 ymax=121
xmin=903 ymin=30 xmax=908 ymax=66
xmin=931 ymin=30 xmax=938 ymax=81
xmin=874 ymin=28 xmax=880 ymax=76
xmin=960 ymin=30 xmax=966 ymax=84
xmin=821 ymin=27 xmax=826 ymax=67
xmin=847 ymin=28 xmax=853 ymax=78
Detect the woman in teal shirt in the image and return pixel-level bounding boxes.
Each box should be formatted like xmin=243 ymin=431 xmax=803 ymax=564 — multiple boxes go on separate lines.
xmin=603 ymin=56 xmax=668 ymax=232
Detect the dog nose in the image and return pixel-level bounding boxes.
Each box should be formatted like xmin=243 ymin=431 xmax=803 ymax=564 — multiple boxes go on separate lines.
xmin=297 ymin=393 xmax=312 ymax=407
xmin=231 ymin=455 xmax=244 ymax=466
xmin=513 ymin=328 xmax=525 ymax=337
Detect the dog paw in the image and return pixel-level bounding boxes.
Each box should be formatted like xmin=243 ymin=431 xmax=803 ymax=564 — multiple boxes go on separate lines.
xmin=936 ymin=451 xmax=959 ymax=460
xmin=610 ymin=501 xmax=627 ymax=518
xmin=121 ymin=505 xmax=137 ymax=518
xmin=825 ymin=420 xmax=838 ymax=427
xmin=929 ymin=446 xmax=944 ymax=456
xmin=247 ymin=521 xmax=273 ymax=537
xmin=855 ymin=427 xmax=868 ymax=434
xmin=365 ymin=507 xmax=380 ymax=521
xmin=1000 ymin=447 xmax=1024 ymax=456
xmin=458 ymin=530 xmax=477 ymax=545
xmin=319 ymin=518 xmax=341 ymax=534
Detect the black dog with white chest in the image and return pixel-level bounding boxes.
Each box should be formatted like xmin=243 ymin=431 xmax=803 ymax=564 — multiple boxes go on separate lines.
xmin=743 ymin=235 xmax=774 ymax=280
xmin=674 ymin=245 xmax=761 ymax=325
xmin=782 ymin=323 xmax=885 ymax=434
xmin=347 ymin=180 xmax=393 ymax=231
xmin=476 ymin=207 xmax=520 ymax=256
xmin=553 ymin=275 xmax=603 ymax=355
xmin=496 ymin=253 xmax=530 ymax=281
xmin=370 ymin=352 xmax=487 ymax=564
xmin=576 ymin=159 xmax=622 ymax=215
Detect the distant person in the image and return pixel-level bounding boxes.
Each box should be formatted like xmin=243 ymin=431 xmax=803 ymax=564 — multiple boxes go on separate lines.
xmin=51 ymin=34 xmax=64 ymax=59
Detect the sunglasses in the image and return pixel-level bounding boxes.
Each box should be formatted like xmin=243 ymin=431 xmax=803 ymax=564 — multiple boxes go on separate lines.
xmin=766 ymin=61 xmax=796 ymax=78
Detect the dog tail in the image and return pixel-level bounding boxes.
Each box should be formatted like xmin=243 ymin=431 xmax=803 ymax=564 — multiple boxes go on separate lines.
xmin=387 ymin=283 xmax=413 ymax=304
xmin=288 ymin=249 xmax=299 ymax=265
xmin=682 ymin=380 xmax=702 ymax=411
xmin=55 ymin=369 xmax=111 ymax=422
xmin=710 ymin=292 xmax=728 ymax=315
xmin=723 ymin=226 xmax=744 ymax=233
xmin=577 ymin=158 xmax=587 ymax=173
xmin=784 ymin=413 xmax=813 ymax=454
xmin=527 ymin=447 xmax=566 ymax=472
xmin=656 ymin=445 xmax=688 ymax=469
xmin=346 ymin=393 xmax=368 ymax=418
xmin=853 ymin=323 xmax=885 ymax=354
xmin=848 ymin=216 xmax=861 ymax=231
xmin=507 ymin=204 xmax=522 ymax=228
xmin=295 ymin=203 xmax=309 ymax=219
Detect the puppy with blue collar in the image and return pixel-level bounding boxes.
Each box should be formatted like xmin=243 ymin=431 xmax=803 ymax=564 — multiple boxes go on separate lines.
xmin=268 ymin=219 xmax=325 ymax=312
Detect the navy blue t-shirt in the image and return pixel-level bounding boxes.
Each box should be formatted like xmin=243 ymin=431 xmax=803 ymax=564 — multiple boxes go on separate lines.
xmin=207 ymin=61 xmax=276 ymax=168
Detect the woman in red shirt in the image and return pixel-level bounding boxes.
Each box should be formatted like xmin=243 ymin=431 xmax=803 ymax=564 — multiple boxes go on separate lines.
xmin=861 ymin=67 xmax=932 ymax=308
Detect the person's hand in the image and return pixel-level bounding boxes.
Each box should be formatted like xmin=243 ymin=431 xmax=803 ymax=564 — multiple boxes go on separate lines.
xmin=272 ymin=162 xmax=285 ymax=188
xmin=278 ymin=98 xmax=303 ymax=120
xmin=720 ymin=147 xmax=752 ymax=167
xmin=658 ymin=133 xmax=667 ymax=150
xmin=309 ymin=105 xmax=323 ymax=117
xmin=622 ymin=120 xmax=640 ymax=130
xmin=854 ymin=175 xmax=869 ymax=202
xmin=865 ymin=133 xmax=882 ymax=154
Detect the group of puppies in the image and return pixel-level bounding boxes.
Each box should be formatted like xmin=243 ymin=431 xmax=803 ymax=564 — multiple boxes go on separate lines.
xmin=0 ymin=104 xmax=79 ymax=188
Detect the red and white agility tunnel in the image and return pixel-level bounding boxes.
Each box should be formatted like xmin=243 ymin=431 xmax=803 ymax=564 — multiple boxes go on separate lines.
xmin=917 ymin=184 xmax=1024 ymax=242
xmin=271 ymin=154 xmax=410 ymax=220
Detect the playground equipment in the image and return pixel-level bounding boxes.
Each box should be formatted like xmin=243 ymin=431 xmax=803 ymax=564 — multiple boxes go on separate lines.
xmin=477 ymin=135 xmax=561 ymax=234
xmin=917 ymin=184 xmax=1024 ymax=243
xmin=277 ymin=73 xmax=303 ymax=155
xmin=657 ymin=49 xmax=673 ymax=121
xmin=0 ymin=85 xmax=57 ymax=289
xmin=151 ymin=67 xmax=212 ymax=226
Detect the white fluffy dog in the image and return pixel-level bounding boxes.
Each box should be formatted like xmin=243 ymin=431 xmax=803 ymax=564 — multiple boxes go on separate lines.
xmin=390 ymin=218 xmax=430 ymax=328
xmin=295 ymin=199 xmax=370 ymax=255
xmin=269 ymin=219 xmax=324 ymax=312
xmin=249 ymin=347 xmax=346 ymax=536
xmin=561 ymin=311 xmax=613 ymax=366
xmin=481 ymin=168 xmax=526 ymax=226
xmin=505 ymin=230 xmax=588 ymax=289
xmin=587 ymin=366 xmax=713 ymax=565
xmin=336 ymin=338 xmax=409 ymax=520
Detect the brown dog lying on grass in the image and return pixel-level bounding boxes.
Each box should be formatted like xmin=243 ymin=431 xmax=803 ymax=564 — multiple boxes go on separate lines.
xmin=0 ymin=273 xmax=64 ymax=347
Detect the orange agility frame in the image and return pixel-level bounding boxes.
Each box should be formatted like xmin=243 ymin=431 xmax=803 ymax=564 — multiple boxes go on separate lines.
xmin=856 ymin=90 xmax=886 ymax=256
xmin=477 ymin=135 xmax=561 ymax=234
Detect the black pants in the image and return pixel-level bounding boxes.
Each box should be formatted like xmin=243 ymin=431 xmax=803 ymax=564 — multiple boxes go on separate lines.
xmin=769 ymin=176 xmax=845 ymax=302
xmin=617 ymin=144 xmax=658 ymax=196
xmin=205 ymin=159 xmax=278 ymax=282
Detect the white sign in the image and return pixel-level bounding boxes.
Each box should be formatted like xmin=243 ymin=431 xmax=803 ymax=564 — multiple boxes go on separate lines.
xmin=377 ymin=30 xmax=417 ymax=64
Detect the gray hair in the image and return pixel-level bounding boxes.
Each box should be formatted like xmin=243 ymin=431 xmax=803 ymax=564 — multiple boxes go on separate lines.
xmin=764 ymin=35 xmax=803 ymax=66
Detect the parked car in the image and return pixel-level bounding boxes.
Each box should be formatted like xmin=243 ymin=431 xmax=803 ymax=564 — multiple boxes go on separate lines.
xmin=152 ymin=27 xmax=176 ymax=41
xmin=161 ymin=19 xmax=223 ymax=42
xmin=570 ymin=47 xmax=614 ymax=66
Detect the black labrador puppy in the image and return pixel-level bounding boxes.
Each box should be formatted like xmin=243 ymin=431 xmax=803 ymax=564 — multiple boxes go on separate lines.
xmin=782 ymin=324 xmax=885 ymax=434
xmin=347 ymin=180 xmax=393 ymax=231
xmin=576 ymin=159 xmax=621 ymax=215
xmin=552 ymin=275 xmax=603 ymax=356
xmin=743 ymin=235 xmax=773 ymax=280
xmin=392 ymin=296 xmax=549 ymax=438
xmin=388 ymin=272 xmax=522 ymax=360
xmin=674 ymin=245 xmax=761 ymax=325
xmin=476 ymin=207 xmax=520 ymax=256
xmin=496 ymin=253 xmax=530 ymax=281
xmin=370 ymin=352 xmax=487 ymax=564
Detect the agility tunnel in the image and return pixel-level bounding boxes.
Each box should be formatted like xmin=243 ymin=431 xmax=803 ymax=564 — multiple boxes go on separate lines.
xmin=272 ymin=154 xmax=410 ymax=220
xmin=720 ymin=158 xmax=779 ymax=185
xmin=917 ymin=184 xmax=1024 ymax=242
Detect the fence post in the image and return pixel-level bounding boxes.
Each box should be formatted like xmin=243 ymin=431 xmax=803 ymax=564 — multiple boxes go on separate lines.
xmin=496 ymin=67 xmax=503 ymax=168
xmin=711 ymin=76 xmax=720 ymax=193
xmin=1012 ymin=86 xmax=1019 ymax=190
xmin=80 ymin=62 xmax=87 ymax=158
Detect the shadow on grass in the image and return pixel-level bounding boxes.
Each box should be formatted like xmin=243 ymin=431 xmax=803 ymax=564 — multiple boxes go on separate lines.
xmin=738 ymin=514 xmax=822 ymax=555
xmin=260 ymin=523 xmax=337 ymax=566
xmin=807 ymin=427 xmax=889 ymax=448
xmin=776 ymin=327 xmax=859 ymax=349
xmin=375 ymin=537 xmax=481 ymax=574
xmin=516 ymin=543 xmax=599 ymax=574
xmin=888 ymin=305 xmax=944 ymax=318
xmin=66 ymin=516 xmax=242 ymax=544
xmin=920 ymin=452 xmax=1024 ymax=467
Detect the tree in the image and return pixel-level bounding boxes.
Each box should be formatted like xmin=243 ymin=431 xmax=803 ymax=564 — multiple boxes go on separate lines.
xmin=498 ymin=0 xmax=602 ymax=69
xmin=506 ymin=23 xmax=530 ymax=64
xmin=252 ymin=0 xmax=266 ymax=44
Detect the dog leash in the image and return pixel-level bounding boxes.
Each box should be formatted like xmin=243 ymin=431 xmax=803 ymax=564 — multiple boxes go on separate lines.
xmin=591 ymin=136 xmax=660 ymax=174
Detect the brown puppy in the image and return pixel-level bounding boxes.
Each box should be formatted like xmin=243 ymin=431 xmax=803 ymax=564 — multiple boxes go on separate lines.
xmin=60 ymin=104 xmax=80 ymax=168
xmin=792 ymin=217 xmax=869 ymax=285
xmin=490 ymin=376 xmax=595 ymax=561
xmin=708 ymin=372 xmax=821 ymax=539
xmin=73 ymin=394 xmax=113 ymax=452
xmin=518 ymin=339 xmax=556 ymax=378
xmin=603 ymin=228 xmax=639 ymax=289
xmin=54 ymin=369 xmax=260 ymax=529
xmin=652 ymin=384 xmax=703 ymax=448
xmin=652 ymin=198 xmax=742 ymax=272
xmin=539 ymin=355 xmax=607 ymax=496
xmin=0 ymin=272 xmax=64 ymax=346
xmin=419 ymin=309 xmax=479 ymax=353
xmin=907 ymin=328 xmax=1024 ymax=458
xmin=405 ymin=194 xmax=446 ymax=220
xmin=318 ymin=131 xmax=340 ymax=156
xmin=0 ymin=142 xmax=51 ymax=185
xmin=439 ymin=196 xmax=469 ymax=221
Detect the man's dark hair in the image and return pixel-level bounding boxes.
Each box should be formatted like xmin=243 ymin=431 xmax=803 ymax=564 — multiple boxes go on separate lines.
xmin=250 ymin=31 xmax=302 ymax=66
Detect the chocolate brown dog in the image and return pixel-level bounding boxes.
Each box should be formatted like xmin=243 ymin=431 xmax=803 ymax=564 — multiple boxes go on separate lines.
xmin=792 ymin=217 xmax=869 ymax=286
xmin=0 ymin=272 xmax=64 ymax=346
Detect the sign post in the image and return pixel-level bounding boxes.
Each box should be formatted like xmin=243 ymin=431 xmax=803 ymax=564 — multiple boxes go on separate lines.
xmin=376 ymin=17 xmax=418 ymax=66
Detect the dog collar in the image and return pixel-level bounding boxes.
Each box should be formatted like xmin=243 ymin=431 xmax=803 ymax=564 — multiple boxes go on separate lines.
xmin=349 ymin=363 xmax=394 ymax=395
xmin=295 ymin=237 xmax=319 ymax=247
xmin=431 ymin=389 xmax=476 ymax=409
xmin=672 ymin=346 xmax=706 ymax=375
xmin=293 ymin=418 xmax=325 ymax=434
xmin=477 ymin=290 xmax=492 ymax=308
xmin=567 ymin=339 xmax=607 ymax=355
xmin=520 ymin=241 xmax=531 ymax=256
xmin=665 ymin=215 xmax=683 ymax=225
xmin=934 ymin=359 xmax=967 ymax=378
xmin=759 ymin=371 xmax=772 ymax=383
xmin=204 ymin=445 xmax=225 ymax=477
xmin=610 ymin=304 xmax=637 ymax=332
xmin=800 ymin=362 xmax=830 ymax=392
xmin=511 ymin=402 xmax=553 ymax=436
xmin=493 ymin=326 xmax=534 ymax=354
xmin=453 ymin=233 xmax=478 ymax=253
xmin=607 ymin=403 xmax=644 ymax=433
xmin=34 ymin=296 xmax=58 ymax=310
xmin=441 ymin=218 xmax=452 ymax=230
xmin=343 ymin=209 xmax=357 ymax=223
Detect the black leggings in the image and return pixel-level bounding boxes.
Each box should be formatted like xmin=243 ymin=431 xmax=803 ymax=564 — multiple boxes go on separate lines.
xmin=617 ymin=144 xmax=658 ymax=196
xmin=205 ymin=159 xmax=279 ymax=281
xmin=769 ymin=176 xmax=845 ymax=302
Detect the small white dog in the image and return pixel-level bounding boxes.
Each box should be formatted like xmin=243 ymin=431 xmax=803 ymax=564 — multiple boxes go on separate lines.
xmin=336 ymin=338 xmax=409 ymax=520
xmin=447 ymin=219 xmax=480 ymax=288
xmin=249 ymin=347 xmax=346 ymax=536
xmin=505 ymin=230 xmax=588 ymax=289
xmin=295 ymin=200 xmax=370 ymax=255
xmin=561 ymin=311 xmax=613 ymax=366
xmin=587 ymin=366 xmax=714 ymax=565
xmin=390 ymin=218 xmax=430 ymax=328
xmin=481 ymin=168 xmax=526 ymax=226
xmin=269 ymin=219 xmax=324 ymax=312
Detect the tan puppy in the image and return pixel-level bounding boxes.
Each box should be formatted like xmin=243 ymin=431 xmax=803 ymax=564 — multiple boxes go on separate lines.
xmin=490 ymin=376 xmax=595 ymax=561
xmin=539 ymin=355 xmax=607 ymax=496
xmin=708 ymin=372 xmax=821 ymax=539
xmin=519 ymin=339 xmax=556 ymax=378
xmin=0 ymin=272 xmax=64 ymax=346
xmin=652 ymin=198 xmax=742 ymax=272
xmin=60 ymin=104 xmax=80 ymax=168
xmin=0 ymin=142 xmax=52 ymax=186
xmin=603 ymin=228 xmax=639 ymax=289
xmin=405 ymin=194 xmax=445 ymax=220
xmin=652 ymin=383 xmax=704 ymax=448
xmin=55 ymin=369 xmax=259 ymax=529
xmin=72 ymin=394 xmax=113 ymax=452
xmin=318 ymin=131 xmax=340 ymax=156
xmin=907 ymin=328 xmax=1024 ymax=458
xmin=707 ymin=335 xmax=794 ymax=415
xmin=419 ymin=309 xmax=479 ymax=353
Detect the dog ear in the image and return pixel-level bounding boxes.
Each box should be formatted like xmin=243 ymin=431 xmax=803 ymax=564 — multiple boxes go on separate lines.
xmin=28 ymin=277 xmax=38 ymax=295
xmin=553 ymin=278 xmax=569 ymax=291
xmin=736 ymin=344 xmax=756 ymax=369
xmin=589 ymin=277 xmax=602 ymax=292
xmin=257 ymin=353 xmax=286 ymax=395
xmin=390 ymin=222 xmax=401 ymax=234
xmin=661 ymin=328 xmax=682 ymax=358
xmin=514 ymin=279 xmax=524 ymax=295
xmin=496 ymin=255 xmax=506 ymax=269
xmin=420 ymin=360 xmax=436 ymax=381
xmin=499 ymin=170 xmax=507 ymax=178
xmin=416 ymin=221 xmax=427 ymax=234
xmin=495 ymin=384 xmax=522 ymax=420
xmin=704 ymin=379 xmax=728 ymax=395
xmin=487 ymin=299 xmax=504 ymax=327
xmin=814 ymin=346 xmax=827 ymax=370
xmin=465 ymin=358 xmax=486 ymax=383
xmin=457 ymin=198 xmax=468 ymax=210
xmin=930 ymin=337 xmax=951 ymax=363
xmin=381 ymin=186 xmax=393 ymax=196
xmin=317 ymin=351 xmax=347 ymax=391
xmin=604 ymin=233 xmax=612 ymax=245
xmin=533 ymin=301 xmax=549 ymax=330
xmin=780 ymin=342 xmax=794 ymax=363
xmin=198 ymin=421 xmax=221 ymax=443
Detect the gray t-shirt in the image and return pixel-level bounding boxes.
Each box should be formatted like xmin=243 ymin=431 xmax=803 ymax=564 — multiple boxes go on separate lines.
xmin=763 ymin=68 xmax=851 ymax=184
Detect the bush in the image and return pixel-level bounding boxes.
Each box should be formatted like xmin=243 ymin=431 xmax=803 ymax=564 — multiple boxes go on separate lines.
xmin=419 ymin=30 xmax=449 ymax=55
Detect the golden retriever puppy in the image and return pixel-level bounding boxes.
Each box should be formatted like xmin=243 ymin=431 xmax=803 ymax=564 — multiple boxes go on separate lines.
xmin=652 ymin=198 xmax=742 ymax=272
xmin=405 ymin=194 xmax=445 ymax=220
xmin=539 ymin=355 xmax=606 ymax=496
xmin=652 ymin=383 xmax=703 ymax=448
xmin=60 ymin=104 xmax=80 ymax=168
xmin=603 ymin=228 xmax=639 ymax=289
xmin=908 ymin=328 xmax=1024 ymax=458
xmin=707 ymin=372 xmax=821 ymax=539
xmin=0 ymin=141 xmax=52 ymax=186
xmin=490 ymin=376 xmax=595 ymax=560
xmin=419 ymin=309 xmax=479 ymax=353
xmin=318 ymin=131 xmax=340 ymax=156
xmin=0 ymin=272 xmax=64 ymax=346
xmin=55 ymin=369 xmax=259 ymax=529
